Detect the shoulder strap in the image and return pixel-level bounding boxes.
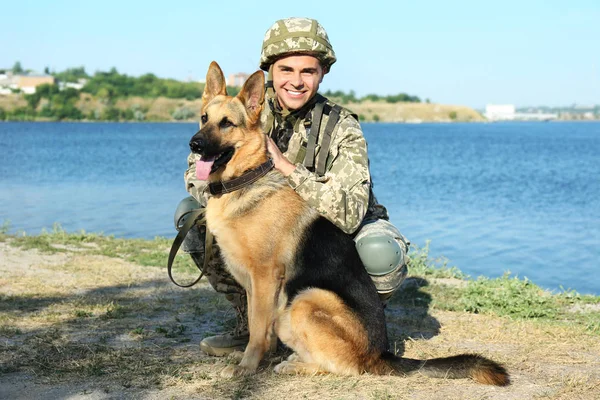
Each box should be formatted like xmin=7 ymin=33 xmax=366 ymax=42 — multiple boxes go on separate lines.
xmin=303 ymin=101 xmax=325 ymax=169
xmin=167 ymin=208 xmax=213 ymax=288
xmin=265 ymin=103 xmax=276 ymax=139
xmin=316 ymin=104 xmax=342 ymax=176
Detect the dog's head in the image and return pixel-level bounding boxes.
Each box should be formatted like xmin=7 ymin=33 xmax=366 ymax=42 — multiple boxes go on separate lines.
xmin=190 ymin=61 xmax=266 ymax=181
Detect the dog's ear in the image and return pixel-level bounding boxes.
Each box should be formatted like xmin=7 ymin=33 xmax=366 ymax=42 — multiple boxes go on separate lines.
xmin=237 ymin=70 xmax=265 ymax=122
xmin=202 ymin=61 xmax=227 ymax=106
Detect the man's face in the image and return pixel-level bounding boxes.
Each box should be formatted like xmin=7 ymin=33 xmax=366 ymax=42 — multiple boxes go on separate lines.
xmin=272 ymin=55 xmax=325 ymax=111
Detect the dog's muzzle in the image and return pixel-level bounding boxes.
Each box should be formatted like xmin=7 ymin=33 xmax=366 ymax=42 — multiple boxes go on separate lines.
xmin=189 ymin=137 xmax=205 ymax=154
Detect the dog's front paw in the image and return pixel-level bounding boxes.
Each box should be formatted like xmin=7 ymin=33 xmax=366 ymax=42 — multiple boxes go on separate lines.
xmin=220 ymin=364 xmax=255 ymax=378
xmin=273 ymin=361 xmax=296 ymax=375
xmin=226 ymin=350 xmax=245 ymax=362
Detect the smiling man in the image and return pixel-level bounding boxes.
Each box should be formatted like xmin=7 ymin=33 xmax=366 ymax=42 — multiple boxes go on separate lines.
xmin=273 ymin=55 xmax=323 ymax=111
xmin=179 ymin=17 xmax=410 ymax=357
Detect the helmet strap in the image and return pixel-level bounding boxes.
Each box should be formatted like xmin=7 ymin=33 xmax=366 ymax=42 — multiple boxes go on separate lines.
xmin=266 ymin=64 xmax=295 ymax=119
xmin=265 ymin=65 xmax=276 ymax=106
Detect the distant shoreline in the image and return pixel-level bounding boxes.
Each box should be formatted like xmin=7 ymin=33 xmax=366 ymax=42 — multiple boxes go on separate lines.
xmin=2 ymin=92 xmax=598 ymax=123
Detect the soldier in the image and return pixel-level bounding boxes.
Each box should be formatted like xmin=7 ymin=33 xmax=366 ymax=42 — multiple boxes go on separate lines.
xmin=175 ymin=17 xmax=410 ymax=356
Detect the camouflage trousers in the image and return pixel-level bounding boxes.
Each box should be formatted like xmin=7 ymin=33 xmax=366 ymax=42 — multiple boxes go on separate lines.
xmin=183 ymin=225 xmax=248 ymax=336
xmin=181 ymin=218 xmax=410 ymax=329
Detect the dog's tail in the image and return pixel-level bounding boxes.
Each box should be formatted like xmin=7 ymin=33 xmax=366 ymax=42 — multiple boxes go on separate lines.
xmin=372 ymin=352 xmax=510 ymax=386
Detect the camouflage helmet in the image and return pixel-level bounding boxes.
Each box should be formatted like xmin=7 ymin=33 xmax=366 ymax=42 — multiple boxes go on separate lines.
xmin=260 ymin=17 xmax=337 ymax=71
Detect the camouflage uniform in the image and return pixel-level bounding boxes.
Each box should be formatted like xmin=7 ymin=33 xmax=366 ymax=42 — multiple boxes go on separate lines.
xmin=182 ymin=17 xmax=409 ymax=342
xmin=184 ymin=93 xmax=409 ymax=308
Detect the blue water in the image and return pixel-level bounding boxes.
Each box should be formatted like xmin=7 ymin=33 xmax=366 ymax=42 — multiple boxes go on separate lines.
xmin=1 ymin=121 xmax=599 ymax=295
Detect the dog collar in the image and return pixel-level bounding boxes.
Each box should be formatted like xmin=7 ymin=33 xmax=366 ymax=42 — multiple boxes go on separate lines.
xmin=208 ymin=159 xmax=275 ymax=195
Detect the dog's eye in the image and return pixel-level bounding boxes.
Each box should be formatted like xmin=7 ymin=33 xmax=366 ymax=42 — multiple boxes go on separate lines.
xmin=201 ymin=114 xmax=208 ymax=124
xmin=220 ymin=118 xmax=236 ymax=129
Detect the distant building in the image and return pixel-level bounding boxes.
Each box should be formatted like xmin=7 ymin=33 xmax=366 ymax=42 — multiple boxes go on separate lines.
xmin=485 ymin=104 xmax=558 ymax=121
xmin=58 ymin=78 xmax=88 ymax=91
xmin=0 ymin=71 xmax=55 ymax=95
xmin=18 ymin=75 xmax=55 ymax=94
xmin=0 ymin=70 xmax=17 ymax=94
xmin=227 ymin=73 xmax=249 ymax=87
xmin=0 ymin=70 xmax=12 ymax=81
xmin=485 ymin=104 xmax=516 ymax=121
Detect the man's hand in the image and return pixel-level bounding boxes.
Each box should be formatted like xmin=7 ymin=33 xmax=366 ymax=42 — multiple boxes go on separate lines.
xmin=267 ymin=137 xmax=296 ymax=177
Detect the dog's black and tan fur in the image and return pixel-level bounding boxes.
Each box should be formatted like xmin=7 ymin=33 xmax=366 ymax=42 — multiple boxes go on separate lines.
xmin=189 ymin=61 xmax=509 ymax=386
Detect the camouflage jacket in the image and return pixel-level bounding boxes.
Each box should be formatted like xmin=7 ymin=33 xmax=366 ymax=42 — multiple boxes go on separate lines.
xmin=184 ymin=94 xmax=389 ymax=235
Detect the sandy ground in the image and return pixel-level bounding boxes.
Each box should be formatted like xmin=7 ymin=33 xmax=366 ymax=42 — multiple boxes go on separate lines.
xmin=1 ymin=241 xmax=599 ymax=400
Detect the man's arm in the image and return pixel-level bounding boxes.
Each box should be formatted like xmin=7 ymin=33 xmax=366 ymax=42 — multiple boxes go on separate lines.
xmin=276 ymin=116 xmax=371 ymax=234
xmin=184 ymin=152 xmax=209 ymax=207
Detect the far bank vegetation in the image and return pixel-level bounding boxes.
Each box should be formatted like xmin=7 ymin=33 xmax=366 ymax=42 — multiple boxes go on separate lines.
xmin=0 ymin=64 xmax=483 ymax=123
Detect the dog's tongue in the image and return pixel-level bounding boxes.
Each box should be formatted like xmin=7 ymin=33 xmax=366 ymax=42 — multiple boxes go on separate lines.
xmin=196 ymin=156 xmax=216 ymax=180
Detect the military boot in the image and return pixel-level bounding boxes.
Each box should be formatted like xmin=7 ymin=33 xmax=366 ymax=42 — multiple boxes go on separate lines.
xmin=199 ymin=292 xmax=249 ymax=356
xmin=174 ymin=199 xmax=251 ymax=356
xmin=195 ymin=240 xmax=250 ymax=356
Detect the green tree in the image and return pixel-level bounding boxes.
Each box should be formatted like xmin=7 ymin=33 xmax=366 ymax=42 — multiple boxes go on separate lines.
xmin=385 ymin=93 xmax=421 ymax=103
xmin=36 ymin=83 xmax=60 ymax=98
xmin=54 ymin=104 xmax=83 ymax=120
xmin=363 ymin=94 xmax=381 ymax=102
xmin=121 ymin=108 xmax=135 ymax=120
xmin=226 ymin=85 xmax=240 ymax=97
xmin=39 ymin=105 xmax=55 ymax=119
xmin=102 ymin=107 xmax=120 ymax=121
xmin=8 ymin=106 xmax=36 ymax=120
xmin=54 ymin=66 xmax=88 ymax=82
xmin=12 ymin=61 xmax=24 ymax=74
xmin=24 ymin=93 xmax=42 ymax=110
xmin=34 ymin=86 xmax=84 ymax=120
xmin=96 ymin=87 xmax=115 ymax=102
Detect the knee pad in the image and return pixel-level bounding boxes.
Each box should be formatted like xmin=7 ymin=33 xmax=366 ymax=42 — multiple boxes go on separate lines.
xmin=174 ymin=196 xmax=202 ymax=230
xmin=355 ymin=235 xmax=407 ymax=294
xmin=174 ymin=196 xmax=205 ymax=255
xmin=356 ymin=235 xmax=403 ymax=275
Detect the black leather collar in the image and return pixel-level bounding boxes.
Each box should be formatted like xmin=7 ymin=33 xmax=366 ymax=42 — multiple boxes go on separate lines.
xmin=208 ymin=159 xmax=275 ymax=195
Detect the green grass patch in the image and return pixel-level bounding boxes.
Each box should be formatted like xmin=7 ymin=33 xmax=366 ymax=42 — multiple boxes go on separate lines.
xmin=101 ymin=302 xmax=128 ymax=320
xmin=73 ymin=310 xmax=94 ymax=318
xmin=155 ymin=324 xmax=187 ymax=338
xmin=406 ymin=241 xmax=465 ymax=279
xmin=461 ymin=273 xmax=559 ymax=318
xmin=401 ymin=244 xmax=600 ymax=334
xmin=1 ymin=222 xmax=198 ymax=274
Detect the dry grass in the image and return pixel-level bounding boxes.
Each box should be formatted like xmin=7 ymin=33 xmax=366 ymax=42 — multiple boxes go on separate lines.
xmin=0 ymin=93 xmax=205 ymax=122
xmin=1 ymin=238 xmax=599 ymax=399
xmin=0 ymin=94 xmax=26 ymax=110
xmin=343 ymin=100 xmax=485 ymax=123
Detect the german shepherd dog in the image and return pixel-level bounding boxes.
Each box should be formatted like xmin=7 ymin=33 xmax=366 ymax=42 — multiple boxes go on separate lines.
xmin=188 ymin=61 xmax=509 ymax=385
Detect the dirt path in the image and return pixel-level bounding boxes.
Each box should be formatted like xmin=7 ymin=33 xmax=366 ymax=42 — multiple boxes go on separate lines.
xmin=1 ymin=242 xmax=599 ymax=399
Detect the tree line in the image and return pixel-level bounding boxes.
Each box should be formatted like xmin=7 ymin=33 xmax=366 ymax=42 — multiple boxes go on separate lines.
xmin=1 ymin=62 xmax=423 ymax=121
xmin=323 ymin=90 xmax=423 ymax=104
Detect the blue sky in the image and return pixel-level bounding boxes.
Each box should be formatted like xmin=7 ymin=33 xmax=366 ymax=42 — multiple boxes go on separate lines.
xmin=2 ymin=0 xmax=598 ymax=108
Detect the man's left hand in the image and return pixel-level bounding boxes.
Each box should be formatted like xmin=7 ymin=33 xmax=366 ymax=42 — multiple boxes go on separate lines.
xmin=267 ymin=137 xmax=296 ymax=177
